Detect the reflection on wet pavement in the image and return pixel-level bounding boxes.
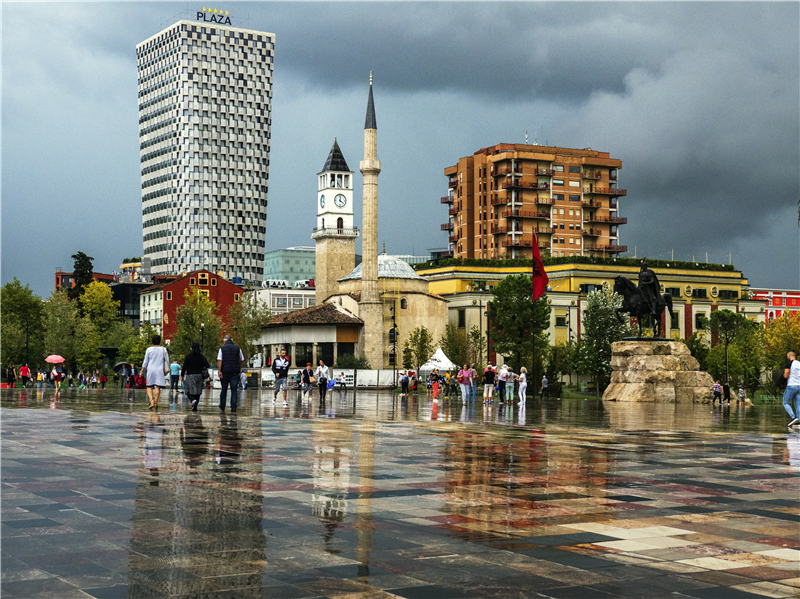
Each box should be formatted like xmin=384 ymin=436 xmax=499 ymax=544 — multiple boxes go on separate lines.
xmin=2 ymin=386 xmax=799 ymax=598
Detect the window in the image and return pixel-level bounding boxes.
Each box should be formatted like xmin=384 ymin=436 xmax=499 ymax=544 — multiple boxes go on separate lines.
xmin=199 ymin=273 xmax=208 ymax=285
xmin=569 ymin=194 xmax=581 ymax=202
xmin=560 ymin=208 xmax=565 ymax=214
xmin=692 ymin=288 xmax=708 ymax=299
xmin=670 ymin=312 xmax=679 ymax=330
xmin=274 ymin=297 xmax=287 ymax=307
xmin=569 ymin=238 xmax=574 ymax=244
xmin=458 ymin=309 xmax=466 ymax=328
xmin=665 ymin=287 xmax=681 ymax=298
xmin=553 ymin=179 xmax=564 ymax=186
xmin=553 ymin=193 xmax=565 ymax=201
xmin=556 ymin=316 xmax=567 ymax=327
xmin=569 ymin=181 xmax=580 ymax=188
xmin=569 ymin=166 xmax=581 ymax=173
xmin=560 ymin=238 xmax=565 ymax=244
xmin=291 ymin=297 xmax=303 ymax=306
xmin=553 ymin=165 xmax=564 ymax=172
xmin=400 ymin=298 xmax=408 ymax=309
xmin=559 ymin=223 xmax=565 ymax=229
xmin=199 ymin=289 xmax=210 ymax=297
xmin=165 ymin=291 xmax=171 ymax=301
xmin=695 ymin=313 xmax=706 ymax=330
xmin=211 ymin=278 xmax=217 ymax=286
xmin=234 ymin=293 xmax=240 ymax=301
xmin=190 ymin=277 xmax=196 ymax=285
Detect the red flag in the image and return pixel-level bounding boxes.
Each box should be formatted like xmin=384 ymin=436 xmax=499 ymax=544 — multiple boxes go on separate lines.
xmin=532 ymin=242 xmax=549 ymax=301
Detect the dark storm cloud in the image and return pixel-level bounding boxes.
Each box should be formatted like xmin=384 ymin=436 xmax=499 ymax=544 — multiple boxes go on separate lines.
xmin=1 ymin=2 xmax=798 ymax=297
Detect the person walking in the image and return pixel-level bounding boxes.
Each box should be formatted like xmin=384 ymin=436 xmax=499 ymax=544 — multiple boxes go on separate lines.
xmin=240 ymin=370 xmax=248 ymax=391
xmin=141 ymin=334 xmax=169 ymax=410
xmin=458 ymin=364 xmax=470 ymax=404
xmin=401 ymin=372 xmax=409 ymax=395
xmin=469 ymin=364 xmax=478 ymax=403
xmin=782 ymin=351 xmax=800 ymax=427
xmin=5 ymin=361 xmax=17 ymax=389
xmin=181 ymin=342 xmax=210 ymax=412
xmin=338 ymin=372 xmax=347 ymax=392
xmin=517 ymin=367 xmax=528 ymax=403
xmin=100 ymin=372 xmax=107 ymax=389
xmin=170 ymin=359 xmax=181 ymax=392
xmin=497 ymin=365 xmax=508 ymax=403
xmin=316 ymin=359 xmax=330 ymax=402
xmin=711 ymin=380 xmax=722 ymax=407
xmin=300 ymin=363 xmax=314 ymax=401
xmin=217 ymin=335 xmax=244 ymax=413
xmin=540 ymin=375 xmax=549 ymax=400
xmin=51 ymin=366 xmax=62 ymax=399
xmin=482 ymin=365 xmax=496 ymax=403
xmin=19 ymin=363 xmax=30 ymax=388
xmin=722 ymin=381 xmax=731 ymax=406
xmin=272 ymin=348 xmax=290 ymax=406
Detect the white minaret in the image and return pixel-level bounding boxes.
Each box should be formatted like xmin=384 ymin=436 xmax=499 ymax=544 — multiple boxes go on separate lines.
xmin=359 ymin=73 xmax=383 ymax=367
xmin=312 ymin=140 xmax=359 ymax=303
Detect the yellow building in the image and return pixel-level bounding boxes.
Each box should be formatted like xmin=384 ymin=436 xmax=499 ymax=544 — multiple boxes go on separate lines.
xmin=417 ymin=258 xmax=766 ymax=364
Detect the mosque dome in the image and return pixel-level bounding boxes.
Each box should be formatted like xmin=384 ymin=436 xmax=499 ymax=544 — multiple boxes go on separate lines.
xmin=339 ymin=254 xmax=424 ymax=282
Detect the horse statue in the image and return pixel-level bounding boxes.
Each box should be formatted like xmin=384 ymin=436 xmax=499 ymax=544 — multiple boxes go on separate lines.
xmin=613 ymin=275 xmax=674 ymax=338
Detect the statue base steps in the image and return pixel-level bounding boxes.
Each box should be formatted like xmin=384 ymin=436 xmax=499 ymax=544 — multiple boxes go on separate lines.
xmin=603 ymin=340 xmax=714 ymax=403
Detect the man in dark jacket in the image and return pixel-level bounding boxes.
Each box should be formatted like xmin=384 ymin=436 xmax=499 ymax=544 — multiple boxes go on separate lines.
xmin=271 ymin=348 xmax=290 ymax=407
xmin=217 ymin=336 xmax=244 ymax=413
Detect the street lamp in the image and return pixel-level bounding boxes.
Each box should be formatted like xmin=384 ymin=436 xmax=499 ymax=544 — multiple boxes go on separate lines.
xmin=200 ymin=322 xmax=205 ymax=354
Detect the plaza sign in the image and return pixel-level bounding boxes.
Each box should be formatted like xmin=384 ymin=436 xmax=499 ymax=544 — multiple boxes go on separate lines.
xmin=197 ymin=7 xmax=231 ymax=25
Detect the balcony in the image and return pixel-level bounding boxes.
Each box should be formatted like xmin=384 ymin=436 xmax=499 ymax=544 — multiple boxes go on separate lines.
xmin=440 ymin=249 xmax=454 ymax=258
xmin=532 ymin=226 xmax=553 ymax=234
xmin=535 ymin=168 xmax=554 ymax=176
xmin=584 ymin=214 xmax=628 ymax=224
xmin=537 ymin=240 xmax=551 ymax=249
xmin=502 ymin=238 xmax=533 ymax=248
xmin=503 ymin=179 xmax=540 ymax=190
xmin=311 ymin=226 xmax=360 ymax=239
xmin=535 ymin=197 xmax=555 ymax=205
xmin=441 ymin=222 xmax=453 ymax=231
xmin=448 ymin=179 xmax=457 ymax=188
xmin=449 ymin=234 xmax=457 ymax=243
xmin=583 ymin=171 xmax=601 ymax=180
xmin=582 ymin=199 xmax=604 ymax=208
xmin=448 ymin=207 xmax=456 ymax=216
xmin=492 ymin=166 xmax=521 ymax=177
xmin=440 ymin=195 xmax=453 ymax=204
xmin=585 ymin=243 xmax=628 ymax=254
xmin=502 ymin=208 xmax=551 ymax=220
xmin=491 ymin=196 xmax=509 ymax=207
xmin=581 ymin=228 xmax=602 ymax=237
xmin=584 ymin=187 xmax=627 ymax=196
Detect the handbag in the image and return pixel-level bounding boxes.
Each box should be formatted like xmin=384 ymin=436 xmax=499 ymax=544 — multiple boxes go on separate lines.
xmin=163 ymin=348 xmax=170 ymax=376
xmin=310 ymin=375 xmax=317 ymax=384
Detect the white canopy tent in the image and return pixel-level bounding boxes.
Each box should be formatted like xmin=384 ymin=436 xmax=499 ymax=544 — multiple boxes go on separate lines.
xmin=419 ymin=347 xmax=458 ymax=372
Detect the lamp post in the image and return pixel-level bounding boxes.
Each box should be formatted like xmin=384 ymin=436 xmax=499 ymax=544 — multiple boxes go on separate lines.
xmin=200 ymin=322 xmax=205 ymax=354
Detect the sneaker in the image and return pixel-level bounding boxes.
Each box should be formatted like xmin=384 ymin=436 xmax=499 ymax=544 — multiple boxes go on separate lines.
xmin=789 ymin=418 xmax=799 ymax=427
xmin=283 ymin=400 xmax=288 ymax=407
xmin=191 ymin=400 xmax=198 ymax=412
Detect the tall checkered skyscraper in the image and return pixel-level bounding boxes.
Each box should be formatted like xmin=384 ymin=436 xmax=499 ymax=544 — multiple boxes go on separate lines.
xmin=137 ymin=14 xmax=274 ymax=281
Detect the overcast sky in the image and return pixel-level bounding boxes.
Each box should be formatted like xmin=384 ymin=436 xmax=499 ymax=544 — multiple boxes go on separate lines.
xmin=2 ymin=2 xmax=798 ymax=298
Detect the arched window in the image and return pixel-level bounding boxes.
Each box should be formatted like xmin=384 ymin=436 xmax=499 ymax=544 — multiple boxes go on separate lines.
xmin=337 ymin=217 xmax=343 ymax=230
xmin=400 ymin=298 xmax=407 ymax=310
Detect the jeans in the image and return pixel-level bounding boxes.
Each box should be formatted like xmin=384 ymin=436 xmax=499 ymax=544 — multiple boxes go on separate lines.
xmin=498 ymin=380 xmax=506 ymax=402
xmin=319 ymin=379 xmax=328 ymax=401
xmin=219 ymin=372 xmax=239 ymax=411
xmin=783 ymin=385 xmax=800 ymax=419
xmin=460 ymin=383 xmax=469 ymax=402
xmin=519 ymin=383 xmax=527 ymax=402
xmin=470 ymin=381 xmax=477 ymax=402
xmin=171 ymin=374 xmax=179 ymax=391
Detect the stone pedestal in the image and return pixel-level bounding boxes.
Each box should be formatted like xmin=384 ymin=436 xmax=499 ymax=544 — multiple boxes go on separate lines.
xmin=603 ymin=340 xmax=714 ymax=403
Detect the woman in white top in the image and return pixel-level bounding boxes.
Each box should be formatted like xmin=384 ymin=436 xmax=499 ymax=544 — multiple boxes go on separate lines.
xmin=316 ymin=360 xmax=330 ymax=401
xmin=140 ymin=334 xmax=169 ymax=410
xmin=517 ymin=367 xmax=527 ymax=403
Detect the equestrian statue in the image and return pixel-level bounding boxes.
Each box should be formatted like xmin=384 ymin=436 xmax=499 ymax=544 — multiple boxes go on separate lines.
xmin=613 ymin=258 xmax=674 ymax=338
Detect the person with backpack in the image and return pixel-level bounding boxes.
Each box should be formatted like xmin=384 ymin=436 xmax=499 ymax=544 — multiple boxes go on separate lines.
xmin=783 ymin=351 xmax=800 ymax=427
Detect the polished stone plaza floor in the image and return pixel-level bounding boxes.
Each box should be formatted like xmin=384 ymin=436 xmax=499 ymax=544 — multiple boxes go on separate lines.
xmin=2 ymin=386 xmax=799 ymax=598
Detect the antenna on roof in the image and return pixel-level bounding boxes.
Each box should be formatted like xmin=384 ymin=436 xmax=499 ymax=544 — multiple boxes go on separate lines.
xmin=525 ymin=130 xmax=528 ymax=144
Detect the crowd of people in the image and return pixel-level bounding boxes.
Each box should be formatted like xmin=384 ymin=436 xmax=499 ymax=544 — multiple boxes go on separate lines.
xmin=396 ymin=363 xmax=534 ymax=404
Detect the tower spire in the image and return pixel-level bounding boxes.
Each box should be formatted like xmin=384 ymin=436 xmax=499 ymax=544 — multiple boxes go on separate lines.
xmin=365 ymin=72 xmax=377 ymax=130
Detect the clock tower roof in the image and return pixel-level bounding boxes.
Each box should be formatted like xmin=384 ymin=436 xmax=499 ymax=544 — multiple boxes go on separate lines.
xmin=321 ymin=139 xmax=350 ymax=173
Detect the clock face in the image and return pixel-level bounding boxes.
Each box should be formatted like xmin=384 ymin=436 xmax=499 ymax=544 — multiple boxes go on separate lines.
xmin=334 ymin=194 xmax=347 ymax=208
xmin=319 ymin=195 xmax=325 ymax=209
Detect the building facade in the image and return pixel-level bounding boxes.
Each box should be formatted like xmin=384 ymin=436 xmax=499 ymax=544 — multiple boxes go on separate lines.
xmin=251 ymin=287 xmax=316 ymax=315
xmin=137 ymin=17 xmax=274 ymax=284
xmin=263 ymin=247 xmax=316 ymax=286
xmin=750 ymin=288 xmax=800 ymax=322
xmin=443 ymin=143 xmax=626 ymax=261
xmin=139 ymin=269 xmax=243 ymax=339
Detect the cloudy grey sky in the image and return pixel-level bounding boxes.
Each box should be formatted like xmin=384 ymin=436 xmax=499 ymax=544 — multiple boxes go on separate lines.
xmin=2 ymin=2 xmax=798 ymax=298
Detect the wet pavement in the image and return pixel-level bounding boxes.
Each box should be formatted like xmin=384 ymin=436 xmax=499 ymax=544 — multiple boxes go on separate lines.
xmin=2 ymin=386 xmax=799 ymax=599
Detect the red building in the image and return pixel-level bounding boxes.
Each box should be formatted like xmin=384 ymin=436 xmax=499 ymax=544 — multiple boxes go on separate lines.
xmin=54 ymin=269 xmax=115 ymax=290
xmin=750 ymin=288 xmax=800 ymax=322
xmin=139 ymin=270 xmax=244 ymax=341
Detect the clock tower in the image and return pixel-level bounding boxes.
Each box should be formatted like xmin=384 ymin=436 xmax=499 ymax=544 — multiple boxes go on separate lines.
xmin=312 ymin=139 xmax=359 ymax=303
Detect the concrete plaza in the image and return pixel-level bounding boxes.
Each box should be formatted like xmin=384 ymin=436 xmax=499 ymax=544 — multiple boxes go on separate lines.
xmin=2 ymin=386 xmax=799 ymax=598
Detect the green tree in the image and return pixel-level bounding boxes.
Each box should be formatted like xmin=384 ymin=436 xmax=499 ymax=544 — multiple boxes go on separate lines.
xmin=75 ymin=316 xmax=103 ymax=371
xmin=334 ymin=354 xmax=371 ymax=369
xmin=226 ymin=290 xmax=271 ymax=362
xmin=577 ymin=288 xmax=635 ymax=396
xmin=763 ymin=312 xmax=800 ymax=370
xmin=466 ymin=325 xmax=486 ymax=372
xmin=43 ymin=288 xmax=80 ymax=368
xmin=733 ymin=321 xmax=765 ymax=395
xmin=439 ymin=324 xmax=466 ymax=369
xmin=406 ymin=325 xmax=434 ymax=373
xmin=172 ymin=288 xmax=224 ymax=365
xmin=67 ymin=251 xmax=94 ymax=301
xmin=0 ymin=278 xmax=45 ymax=370
xmin=684 ymin=332 xmax=710 ymax=371
xmin=402 ymin=339 xmax=413 ymax=369
xmin=547 ymin=342 xmax=577 ymax=388
xmin=119 ymin=322 xmax=157 ymax=367
xmin=79 ymin=280 xmax=120 ymax=332
xmin=709 ymin=309 xmax=752 ymax=383
xmin=488 ymin=274 xmax=550 ymax=374
xmin=103 ymin=320 xmax=138 ymax=355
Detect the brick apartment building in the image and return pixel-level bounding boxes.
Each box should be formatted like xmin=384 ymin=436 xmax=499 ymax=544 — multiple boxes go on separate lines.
xmin=443 ymin=143 xmax=627 ymax=260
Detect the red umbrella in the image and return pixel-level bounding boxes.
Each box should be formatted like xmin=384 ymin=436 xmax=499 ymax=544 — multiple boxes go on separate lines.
xmin=45 ymin=355 xmax=65 ymax=364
